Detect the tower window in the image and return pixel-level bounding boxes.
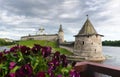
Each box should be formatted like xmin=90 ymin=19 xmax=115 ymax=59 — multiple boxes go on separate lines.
xmin=82 ymin=41 xmax=84 ymax=45
xmin=96 ymin=35 xmax=98 ymax=38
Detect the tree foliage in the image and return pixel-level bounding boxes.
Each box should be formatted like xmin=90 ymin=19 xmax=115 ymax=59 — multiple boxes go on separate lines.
xmin=0 ymin=39 xmax=15 ymax=46
xmin=102 ymin=40 xmax=120 ymax=46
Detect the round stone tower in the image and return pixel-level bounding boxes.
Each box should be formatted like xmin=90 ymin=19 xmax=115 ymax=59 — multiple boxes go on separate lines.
xmin=58 ymin=24 xmax=64 ymax=44
xmin=74 ymin=16 xmax=105 ymax=61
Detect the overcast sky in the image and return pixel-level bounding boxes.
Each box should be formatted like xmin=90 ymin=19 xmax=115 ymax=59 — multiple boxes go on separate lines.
xmin=0 ymin=0 xmax=120 ymax=41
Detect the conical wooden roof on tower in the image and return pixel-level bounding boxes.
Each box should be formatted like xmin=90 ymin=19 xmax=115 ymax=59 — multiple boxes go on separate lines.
xmin=58 ymin=24 xmax=63 ymax=32
xmin=75 ymin=17 xmax=103 ymax=37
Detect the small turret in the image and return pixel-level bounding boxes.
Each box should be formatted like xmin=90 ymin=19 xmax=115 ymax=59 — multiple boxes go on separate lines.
xmin=58 ymin=24 xmax=64 ymax=44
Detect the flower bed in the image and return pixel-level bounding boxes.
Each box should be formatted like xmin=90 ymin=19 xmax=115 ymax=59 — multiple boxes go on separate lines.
xmin=0 ymin=44 xmax=80 ymax=77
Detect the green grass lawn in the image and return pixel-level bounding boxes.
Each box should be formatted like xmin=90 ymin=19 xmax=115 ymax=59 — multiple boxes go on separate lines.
xmin=17 ymin=40 xmax=73 ymax=55
xmin=54 ymin=48 xmax=73 ymax=55
xmin=17 ymin=40 xmax=58 ymax=47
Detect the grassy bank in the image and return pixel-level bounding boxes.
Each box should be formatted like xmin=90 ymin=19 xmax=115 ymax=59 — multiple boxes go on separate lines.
xmin=17 ymin=40 xmax=73 ymax=55
xmin=17 ymin=40 xmax=58 ymax=48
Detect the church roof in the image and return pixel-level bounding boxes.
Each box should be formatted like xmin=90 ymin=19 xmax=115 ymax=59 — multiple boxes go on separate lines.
xmin=59 ymin=24 xmax=63 ymax=32
xmin=75 ymin=16 xmax=103 ymax=37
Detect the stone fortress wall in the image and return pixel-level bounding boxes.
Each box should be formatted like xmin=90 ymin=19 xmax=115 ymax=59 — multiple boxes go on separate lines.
xmin=21 ymin=25 xmax=64 ymax=44
xmin=21 ymin=34 xmax=58 ymax=42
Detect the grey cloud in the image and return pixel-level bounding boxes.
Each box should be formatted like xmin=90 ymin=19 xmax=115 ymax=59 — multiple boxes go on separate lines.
xmin=0 ymin=0 xmax=64 ymax=17
xmin=0 ymin=0 xmax=120 ymax=41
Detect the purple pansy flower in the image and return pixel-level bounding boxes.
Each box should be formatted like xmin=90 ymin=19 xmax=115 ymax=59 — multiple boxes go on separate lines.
xmin=47 ymin=70 xmax=54 ymax=77
xmin=53 ymin=51 xmax=60 ymax=61
xmin=69 ymin=70 xmax=80 ymax=77
xmin=3 ymin=49 xmax=10 ymax=54
xmin=16 ymin=64 xmax=33 ymax=76
xmin=32 ymin=44 xmax=42 ymax=54
xmin=57 ymin=74 xmax=62 ymax=77
xmin=20 ymin=46 xmax=30 ymax=55
xmin=6 ymin=73 xmax=15 ymax=77
xmin=0 ymin=52 xmax=3 ymax=57
xmin=41 ymin=46 xmax=51 ymax=57
xmin=36 ymin=71 xmax=45 ymax=77
xmin=9 ymin=62 xmax=16 ymax=70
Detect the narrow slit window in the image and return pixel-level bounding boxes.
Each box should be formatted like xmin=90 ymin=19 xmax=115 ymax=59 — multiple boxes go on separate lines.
xmin=83 ymin=41 xmax=84 ymax=45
